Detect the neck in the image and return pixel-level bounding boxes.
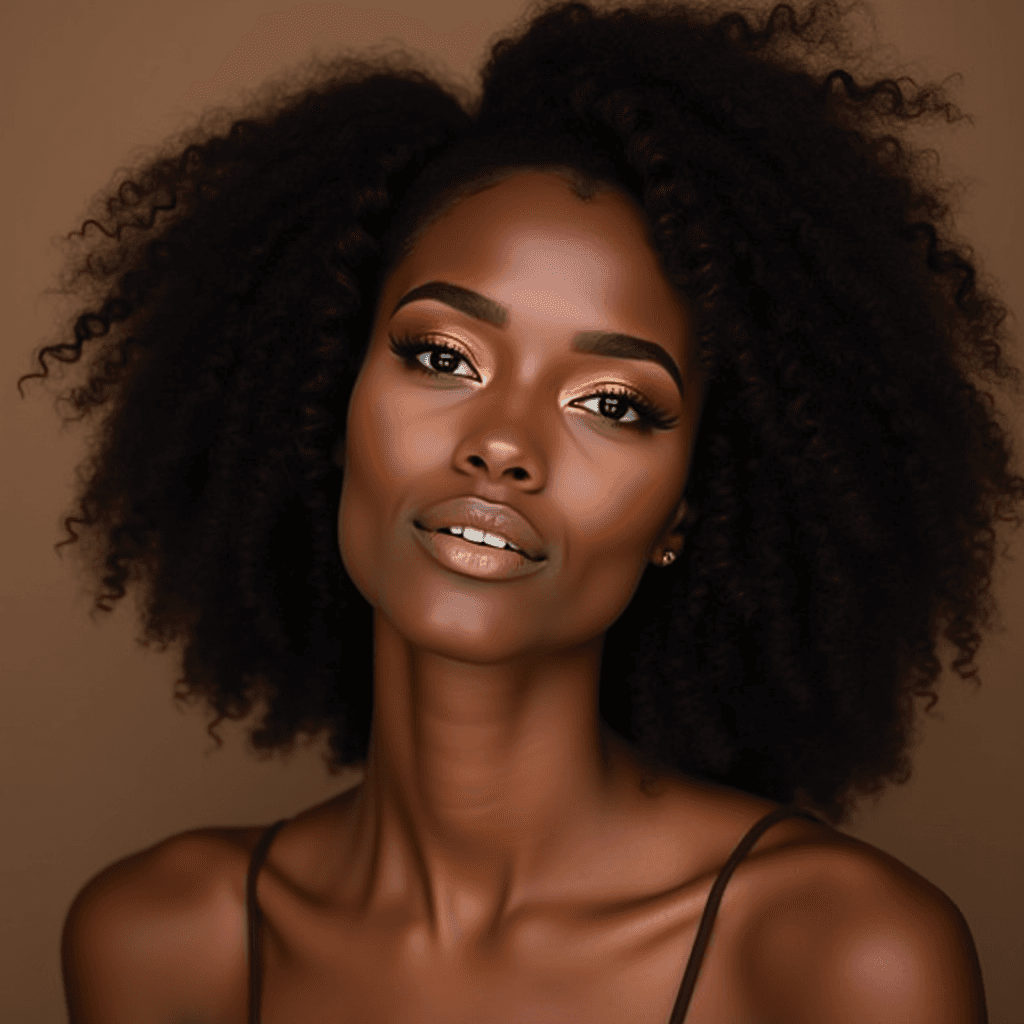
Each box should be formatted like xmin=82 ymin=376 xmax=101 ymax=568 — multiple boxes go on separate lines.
xmin=340 ymin=609 xmax=639 ymax=953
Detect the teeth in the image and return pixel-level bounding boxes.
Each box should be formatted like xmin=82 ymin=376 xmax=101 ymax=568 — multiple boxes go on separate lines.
xmin=442 ymin=525 xmax=522 ymax=552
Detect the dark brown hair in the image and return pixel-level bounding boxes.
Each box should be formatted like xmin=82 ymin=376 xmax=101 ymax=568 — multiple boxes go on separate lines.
xmin=18 ymin=0 xmax=1023 ymax=823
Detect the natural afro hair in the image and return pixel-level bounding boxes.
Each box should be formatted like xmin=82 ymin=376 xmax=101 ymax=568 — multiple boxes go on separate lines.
xmin=17 ymin=0 xmax=1024 ymax=824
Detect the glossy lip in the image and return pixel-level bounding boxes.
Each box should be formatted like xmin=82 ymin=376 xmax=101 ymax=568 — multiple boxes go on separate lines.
xmin=411 ymin=521 xmax=548 ymax=581
xmin=413 ymin=496 xmax=546 ymax=561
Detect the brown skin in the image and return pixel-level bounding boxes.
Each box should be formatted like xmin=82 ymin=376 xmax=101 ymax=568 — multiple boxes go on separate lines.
xmin=329 ymin=169 xmax=704 ymax=945
xmin=61 ymin=171 xmax=988 ymax=1023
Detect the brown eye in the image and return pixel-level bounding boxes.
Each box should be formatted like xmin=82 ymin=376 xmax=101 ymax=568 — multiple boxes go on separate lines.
xmin=572 ymin=387 xmax=677 ymax=431
xmin=389 ymin=333 xmax=479 ymax=380
xmin=388 ymin=332 xmax=676 ymax=432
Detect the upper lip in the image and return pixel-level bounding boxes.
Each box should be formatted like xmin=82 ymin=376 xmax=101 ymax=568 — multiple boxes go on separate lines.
xmin=414 ymin=497 xmax=547 ymax=561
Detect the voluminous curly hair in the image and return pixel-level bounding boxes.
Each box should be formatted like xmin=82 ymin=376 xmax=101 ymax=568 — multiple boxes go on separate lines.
xmin=18 ymin=0 xmax=1024 ymax=824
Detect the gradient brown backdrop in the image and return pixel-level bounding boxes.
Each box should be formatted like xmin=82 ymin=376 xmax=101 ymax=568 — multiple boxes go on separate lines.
xmin=3 ymin=1 xmax=1022 ymax=1021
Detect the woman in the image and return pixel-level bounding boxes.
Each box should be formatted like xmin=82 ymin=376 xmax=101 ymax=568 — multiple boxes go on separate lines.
xmin=21 ymin=0 xmax=1018 ymax=1020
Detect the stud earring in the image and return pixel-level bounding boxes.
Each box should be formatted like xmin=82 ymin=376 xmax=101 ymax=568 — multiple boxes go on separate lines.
xmin=658 ymin=499 xmax=691 ymax=568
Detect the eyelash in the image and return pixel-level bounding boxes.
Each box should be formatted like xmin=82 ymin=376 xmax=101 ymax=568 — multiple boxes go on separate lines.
xmin=387 ymin=333 xmax=678 ymax=432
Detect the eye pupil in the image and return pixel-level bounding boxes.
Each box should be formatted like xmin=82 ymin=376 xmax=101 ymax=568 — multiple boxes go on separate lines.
xmin=431 ymin=349 xmax=459 ymax=373
xmin=599 ymin=394 xmax=627 ymax=420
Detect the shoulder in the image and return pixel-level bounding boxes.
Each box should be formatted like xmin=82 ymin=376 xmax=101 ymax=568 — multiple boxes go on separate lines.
xmin=740 ymin=833 xmax=988 ymax=1023
xmin=61 ymin=823 xmax=266 ymax=1024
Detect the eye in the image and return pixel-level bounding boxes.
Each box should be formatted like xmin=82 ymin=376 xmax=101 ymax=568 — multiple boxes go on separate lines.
xmin=387 ymin=332 xmax=677 ymax=432
xmin=570 ymin=388 xmax=677 ymax=432
xmin=389 ymin=333 xmax=478 ymax=379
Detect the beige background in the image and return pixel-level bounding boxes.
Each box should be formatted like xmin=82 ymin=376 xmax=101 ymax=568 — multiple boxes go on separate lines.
xmin=2 ymin=1 xmax=1021 ymax=1021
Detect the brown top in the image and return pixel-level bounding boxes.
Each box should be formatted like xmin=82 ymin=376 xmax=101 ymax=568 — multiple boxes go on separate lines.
xmin=245 ymin=802 xmax=825 ymax=1024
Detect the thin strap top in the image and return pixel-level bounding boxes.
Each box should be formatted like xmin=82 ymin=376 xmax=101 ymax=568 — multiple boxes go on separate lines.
xmin=246 ymin=816 xmax=288 ymax=1024
xmin=664 ymin=803 xmax=824 ymax=1023
xmin=245 ymin=803 xmax=825 ymax=1024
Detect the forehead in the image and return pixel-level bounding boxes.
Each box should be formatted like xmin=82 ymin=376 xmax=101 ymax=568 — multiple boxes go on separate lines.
xmin=380 ymin=171 xmax=692 ymax=350
xmin=410 ymin=169 xmax=650 ymax=255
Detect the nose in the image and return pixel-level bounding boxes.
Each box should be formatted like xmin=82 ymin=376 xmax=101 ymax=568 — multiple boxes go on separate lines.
xmin=467 ymin=452 xmax=528 ymax=481
xmin=455 ymin=429 xmax=546 ymax=487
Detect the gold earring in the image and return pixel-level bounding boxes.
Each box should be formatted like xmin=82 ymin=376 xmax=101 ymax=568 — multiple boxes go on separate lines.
xmin=661 ymin=549 xmax=677 ymax=566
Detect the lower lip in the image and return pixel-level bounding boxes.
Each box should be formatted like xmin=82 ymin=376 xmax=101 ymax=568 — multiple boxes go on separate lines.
xmin=411 ymin=523 xmax=546 ymax=581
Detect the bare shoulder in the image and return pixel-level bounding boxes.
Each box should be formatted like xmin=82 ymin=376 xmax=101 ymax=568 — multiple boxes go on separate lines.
xmin=740 ymin=830 xmax=989 ymax=1023
xmin=61 ymin=823 xmax=266 ymax=1024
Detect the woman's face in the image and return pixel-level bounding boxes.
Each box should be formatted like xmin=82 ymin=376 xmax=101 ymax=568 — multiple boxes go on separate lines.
xmin=335 ymin=170 xmax=704 ymax=664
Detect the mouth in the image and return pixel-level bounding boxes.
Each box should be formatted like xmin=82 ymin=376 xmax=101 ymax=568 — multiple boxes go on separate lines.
xmin=411 ymin=522 xmax=548 ymax=581
xmin=414 ymin=522 xmax=545 ymax=562
xmin=413 ymin=496 xmax=546 ymax=562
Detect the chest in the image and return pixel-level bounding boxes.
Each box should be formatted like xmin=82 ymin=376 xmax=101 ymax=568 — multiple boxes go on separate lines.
xmin=253 ymin=892 xmax=764 ymax=1024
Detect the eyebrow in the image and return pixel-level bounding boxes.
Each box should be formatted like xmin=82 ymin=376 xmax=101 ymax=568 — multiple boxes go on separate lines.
xmin=391 ymin=280 xmax=685 ymax=399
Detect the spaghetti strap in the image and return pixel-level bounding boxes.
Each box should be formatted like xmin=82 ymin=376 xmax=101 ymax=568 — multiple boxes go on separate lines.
xmin=244 ymin=805 xmax=824 ymax=1024
xmin=246 ymin=818 xmax=290 ymax=1024
xmin=666 ymin=803 xmax=828 ymax=1024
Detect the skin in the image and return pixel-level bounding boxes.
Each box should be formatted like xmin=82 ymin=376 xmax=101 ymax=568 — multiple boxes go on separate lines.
xmin=60 ymin=169 xmax=989 ymax=1024
xmin=329 ymin=168 xmax=705 ymax=948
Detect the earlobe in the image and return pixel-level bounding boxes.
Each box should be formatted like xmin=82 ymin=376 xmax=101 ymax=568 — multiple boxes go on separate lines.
xmin=651 ymin=498 xmax=691 ymax=568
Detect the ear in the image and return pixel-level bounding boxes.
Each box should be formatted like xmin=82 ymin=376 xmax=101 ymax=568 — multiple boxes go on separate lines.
xmin=650 ymin=495 xmax=690 ymax=565
xmin=664 ymin=495 xmax=690 ymax=537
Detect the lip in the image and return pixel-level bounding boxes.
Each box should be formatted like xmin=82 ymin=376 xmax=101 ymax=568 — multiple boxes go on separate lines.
xmin=413 ymin=496 xmax=546 ymax=561
xmin=412 ymin=521 xmax=547 ymax=581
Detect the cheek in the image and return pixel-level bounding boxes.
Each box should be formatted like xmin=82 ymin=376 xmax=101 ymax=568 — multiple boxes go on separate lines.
xmin=337 ymin=369 xmax=457 ymax=597
xmin=558 ymin=457 xmax=668 ymax=553
xmin=360 ymin=370 xmax=454 ymax=480
xmin=336 ymin=375 xmax=397 ymax=601
xmin=542 ymin=460 xmax=675 ymax=643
